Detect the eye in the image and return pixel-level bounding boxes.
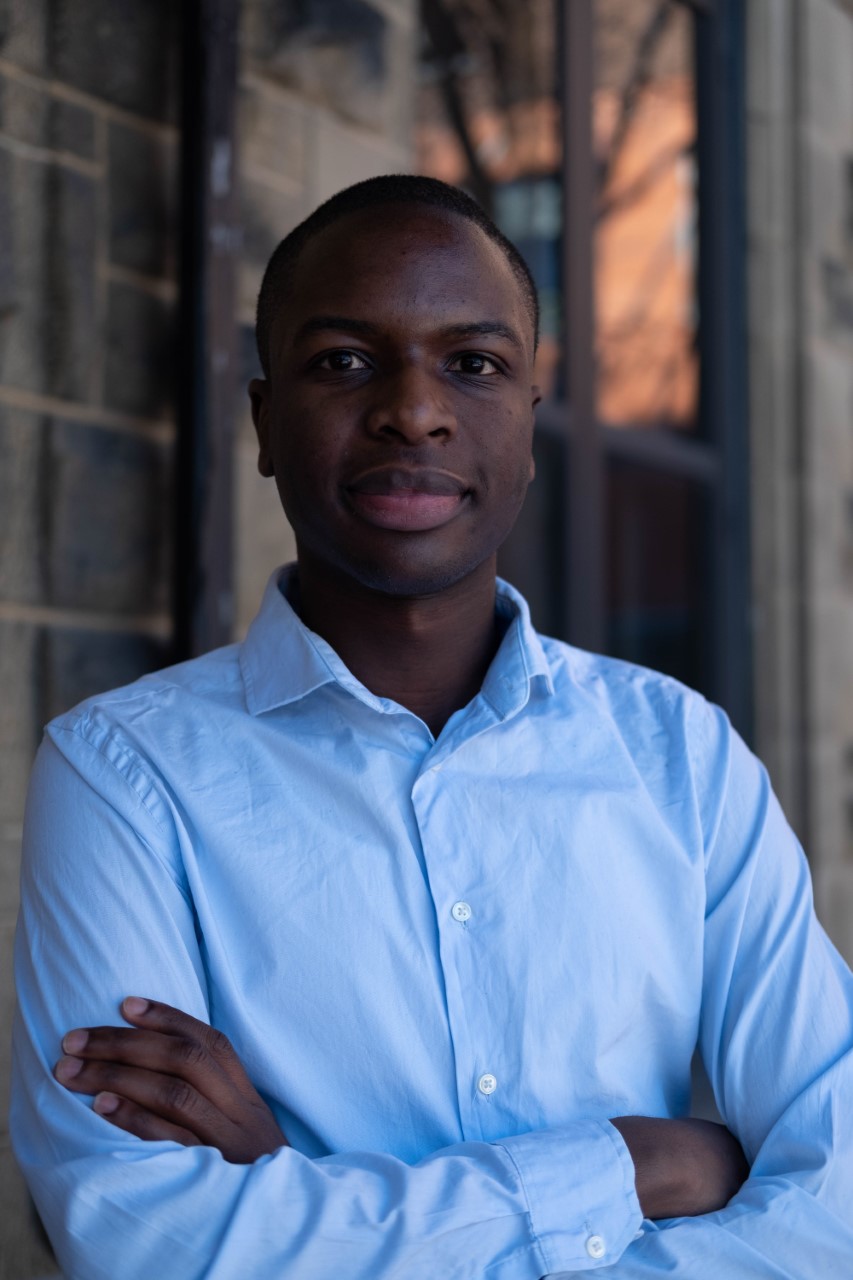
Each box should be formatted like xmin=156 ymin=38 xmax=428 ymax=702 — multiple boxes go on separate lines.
xmin=313 ymin=350 xmax=371 ymax=372
xmin=448 ymin=352 xmax=502 ymax=376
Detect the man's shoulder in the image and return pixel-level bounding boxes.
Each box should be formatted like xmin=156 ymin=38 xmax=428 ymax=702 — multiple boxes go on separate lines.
xmin=537 ymin=630 xmax=712 ymax=726
xmin=47 ymin=640 xmax=246 ymax=748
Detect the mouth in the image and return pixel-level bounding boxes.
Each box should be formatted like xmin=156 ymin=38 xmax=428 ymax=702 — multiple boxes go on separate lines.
xmin=345 ymin=467 xmax=469 ymax=532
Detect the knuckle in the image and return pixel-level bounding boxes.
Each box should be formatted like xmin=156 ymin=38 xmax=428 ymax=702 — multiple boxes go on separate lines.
xmin=165 ymin=1078 xmax=196 ymax=1115
xmin=206 ymin=1027 xmax=232 ymax=1058
xmin=174 ymin=1037 xmax=207 ymax=1071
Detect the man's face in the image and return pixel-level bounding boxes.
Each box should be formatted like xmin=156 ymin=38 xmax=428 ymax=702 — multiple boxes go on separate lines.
xmin=250 ymin=204 xmax=539 ymax=597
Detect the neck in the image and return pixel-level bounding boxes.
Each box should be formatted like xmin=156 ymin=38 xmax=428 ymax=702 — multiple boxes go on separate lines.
xmin=293 ymin=554 xmax=501 ymax=736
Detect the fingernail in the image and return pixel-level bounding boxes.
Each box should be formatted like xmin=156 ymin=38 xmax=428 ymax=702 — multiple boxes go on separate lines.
xmin=93 ymin=1092 xmax=120 ymax=1115
xmin=55 ymin=1055 xmax=82 ymax=1081
xmin=123 ymin=997 xmax=148 ymax=1016
xmin=62 ymin=1029 xmax=88 ymax=1054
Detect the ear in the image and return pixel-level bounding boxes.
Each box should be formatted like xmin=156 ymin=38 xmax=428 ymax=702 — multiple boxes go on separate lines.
xmin=249 ymin=378 xmax=274 ymax=477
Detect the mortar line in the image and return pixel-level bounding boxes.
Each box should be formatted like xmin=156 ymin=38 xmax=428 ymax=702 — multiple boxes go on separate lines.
xmin=0 ymin=386 xmax=175 ymax=442
xmin=0 ymin=600 xmax=172 ymax=638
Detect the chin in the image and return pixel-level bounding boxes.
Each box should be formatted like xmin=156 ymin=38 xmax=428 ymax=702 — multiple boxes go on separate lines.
xmin=334 ymin=545 xmax=495 ymax=599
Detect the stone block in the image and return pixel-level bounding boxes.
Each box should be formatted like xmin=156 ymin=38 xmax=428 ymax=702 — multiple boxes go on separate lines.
xmin=41 ymin=626 xmax=169 ymax=723
xmin=308 ymin=111 xmax=408 ymax=208
xmin=746 ymin=114 xmax=794 ymax=245
xmin=234 ymin=441 xmax=295 ymax=636
xmin=808 ymin=593 xmax=853 ymax=740
xmin=0 ymin=826 xmax=23 ymax=928
xmin=239 ymin=175 xmax=307 ymax=317
xmin=0 ymin=408 xmax=45 ymax=605
xmin=0 ymin=149 xmax=50 ymax=393
xmin=0 ymin=72 xmax=49 ymax=146
xmin=44 ymin=418 xmax=172 ymax=615
xmin=746 ymin=0 xmax=793 ymax=122
xmin=805 ymin=0 xmax=853 ymax=148
xmin=0 ymin=622 xmax=40 ymax=827
xmin=818 ymin=866 xmax=853 ymax=967
xmin=806 ymin=139 xmax=849 ymax=264
xmin=0 ymin=0 xmax=50 ymax=75
xmin=0 ymin=923 xmax=14 ymax=1128
xmin=0 ymin=148 xmax=13 ymax=321
xmin=108 ymin=120 xmax=177 ymax=278
xmin=0 ymin=1142 xmax=58 ymax=1278
xmin=238 ymin=82 xmax=307 ymax=186
xmin=44 ymin=163 xmax=99 ymax=402
xmin=807 ymin=343 xmax=853 ymax=494
xmin=0 ymin=74 xmax=95 ymax=157
xmin=243 ymin=0 xmax=390 ymax=131
xmin=103 ymin=282 xmax=176 ymax=419
xmin=49 ymin=0 xmax=179 ymax=123
xmin=0 ymin=151 xmax=98 ymax=401
xmin=50 ymin=97 xmax=96 ymax=160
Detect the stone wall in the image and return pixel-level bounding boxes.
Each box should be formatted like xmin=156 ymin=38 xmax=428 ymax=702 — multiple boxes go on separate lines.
xmin=0 ymin=3 xmax=179 ymax=1274
xmin=747 ymin=0 xmax=853 ymax=959
xmin=0 ymin=1 xmax=416 ymax=1274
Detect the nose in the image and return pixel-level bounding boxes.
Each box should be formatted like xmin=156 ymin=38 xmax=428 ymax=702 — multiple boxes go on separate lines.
xmin=364 ymin=365 xmax=457 ymax=444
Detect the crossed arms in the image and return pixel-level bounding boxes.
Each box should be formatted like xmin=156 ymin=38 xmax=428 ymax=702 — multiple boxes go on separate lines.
xmin=12 ymin=716 xmax=853 ymax=1279
xmin=54 ymin=996 xmax=748 ymax=1219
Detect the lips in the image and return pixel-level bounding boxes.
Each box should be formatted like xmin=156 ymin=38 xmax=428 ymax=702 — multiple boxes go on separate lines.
xmin=345 ymin=467 xmax=469 ymax=532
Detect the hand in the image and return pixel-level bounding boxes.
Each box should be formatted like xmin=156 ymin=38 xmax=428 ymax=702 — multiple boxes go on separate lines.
xmin=55 ymin=998 xmax=289 ymax=1164
xmin=611 ymin=1115 xmax=749 ymax=1220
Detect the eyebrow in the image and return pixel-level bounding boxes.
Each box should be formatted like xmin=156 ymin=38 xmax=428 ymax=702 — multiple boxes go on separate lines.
xmin=293 ymin=316 xmax=380 ymax=344
xmin=292 ymin=315 xmax=524 ymax=351
xmin=437 ymin=321 xmax=524 ymax=351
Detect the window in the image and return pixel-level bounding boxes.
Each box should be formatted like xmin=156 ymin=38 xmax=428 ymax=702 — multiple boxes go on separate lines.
xmin=417 ymin=0 xmax=750 ymax=734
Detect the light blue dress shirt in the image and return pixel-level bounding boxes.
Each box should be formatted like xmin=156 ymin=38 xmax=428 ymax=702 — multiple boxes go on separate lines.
xmin=12 ymin=568 xmax=853 ymax=1278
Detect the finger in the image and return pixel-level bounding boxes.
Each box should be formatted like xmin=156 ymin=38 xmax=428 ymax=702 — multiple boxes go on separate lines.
xmin=120 ymin=998 xmax=251 ymax=1088
xmin=54 ymin=1056 xmax=236 ymax=1149
xmin=92 ymin=1091 xmax=201 ymax=1148
xmin=60 ymin=1025 xmax=237 ymax=1114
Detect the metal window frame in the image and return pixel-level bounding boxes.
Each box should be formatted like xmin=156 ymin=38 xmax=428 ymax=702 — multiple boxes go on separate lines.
xmin=175 ymin=0 xmax=241 ymax=660
xmin=555 ymin=0 xmax=751 ymax=735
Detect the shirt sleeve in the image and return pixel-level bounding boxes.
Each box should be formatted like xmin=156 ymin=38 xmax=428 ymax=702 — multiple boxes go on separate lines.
xmin=11 ymin=726 xmax=642 ymax=1280
xmin=548 ymin=699 xmax=853 ymax=1278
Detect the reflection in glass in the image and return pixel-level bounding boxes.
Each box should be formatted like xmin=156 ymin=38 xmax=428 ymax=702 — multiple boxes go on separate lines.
xmin=498 ymin=429 xmax=566 ymax=638
xmin=606 ymin=463 xmax=710 ymax=693
xmin=594 ymin=1 xmax=699 ymax=430
xmin=415 ymin=0 xmax=561 ymax=398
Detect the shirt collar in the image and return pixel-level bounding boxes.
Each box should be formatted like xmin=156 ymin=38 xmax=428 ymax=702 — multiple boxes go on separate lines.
xmin=240 ymin=564 xmax=554 ymax=718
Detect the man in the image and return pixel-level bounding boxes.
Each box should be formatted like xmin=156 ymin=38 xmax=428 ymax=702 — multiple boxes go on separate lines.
xmin=12 ymin=175 xmax=853 ymax=1278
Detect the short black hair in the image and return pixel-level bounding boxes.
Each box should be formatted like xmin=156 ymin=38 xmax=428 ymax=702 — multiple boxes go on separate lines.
xmin=254 ymin=174 xmax=540 ymax=378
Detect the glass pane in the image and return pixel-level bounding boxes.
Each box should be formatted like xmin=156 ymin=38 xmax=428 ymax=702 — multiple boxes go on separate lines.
xmin=606 ymin=463 xmax=711 ymax=694
xmin=497 ymin=429 xmax=566 ymax=638
xmin=594 ymin=1 xmax=699 ymax=431
xmin=415 ymin=0 xmax=562 ymax=399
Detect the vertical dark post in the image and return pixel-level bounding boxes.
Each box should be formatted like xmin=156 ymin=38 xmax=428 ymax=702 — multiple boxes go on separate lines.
xmin=176 ymin=0 xmax=241 ymax=659
xmin=695 ymin=0 xmax=751 ymax=738
xmin=561 ymin=0 xmax=604 ymax=650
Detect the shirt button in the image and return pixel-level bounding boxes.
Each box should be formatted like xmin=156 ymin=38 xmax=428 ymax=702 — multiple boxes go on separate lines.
xmin=451 ymin=901 xmax=472 ymax=923
xmin=585 ymin=1234 xmax=606 ymax=1260
xmin=477 ymin=1073 xmax=497 ymax=1095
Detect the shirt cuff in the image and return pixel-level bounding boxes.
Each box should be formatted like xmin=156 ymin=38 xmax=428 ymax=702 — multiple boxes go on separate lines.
xmin=498 ymin=1120 xmax=643 ymax=1272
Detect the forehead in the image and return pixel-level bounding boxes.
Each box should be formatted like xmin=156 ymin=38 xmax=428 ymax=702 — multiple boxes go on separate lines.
xmin=283 ymin=204 xmax=531 ymax=342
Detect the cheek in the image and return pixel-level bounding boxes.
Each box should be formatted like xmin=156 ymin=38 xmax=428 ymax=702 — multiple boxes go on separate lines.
xmin=488 ymin=416 xmax=535 ymax=499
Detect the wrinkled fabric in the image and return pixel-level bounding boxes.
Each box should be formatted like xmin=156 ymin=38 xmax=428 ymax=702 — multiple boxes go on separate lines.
xmin=12 ymin=567 xmax=853 ymax=1278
